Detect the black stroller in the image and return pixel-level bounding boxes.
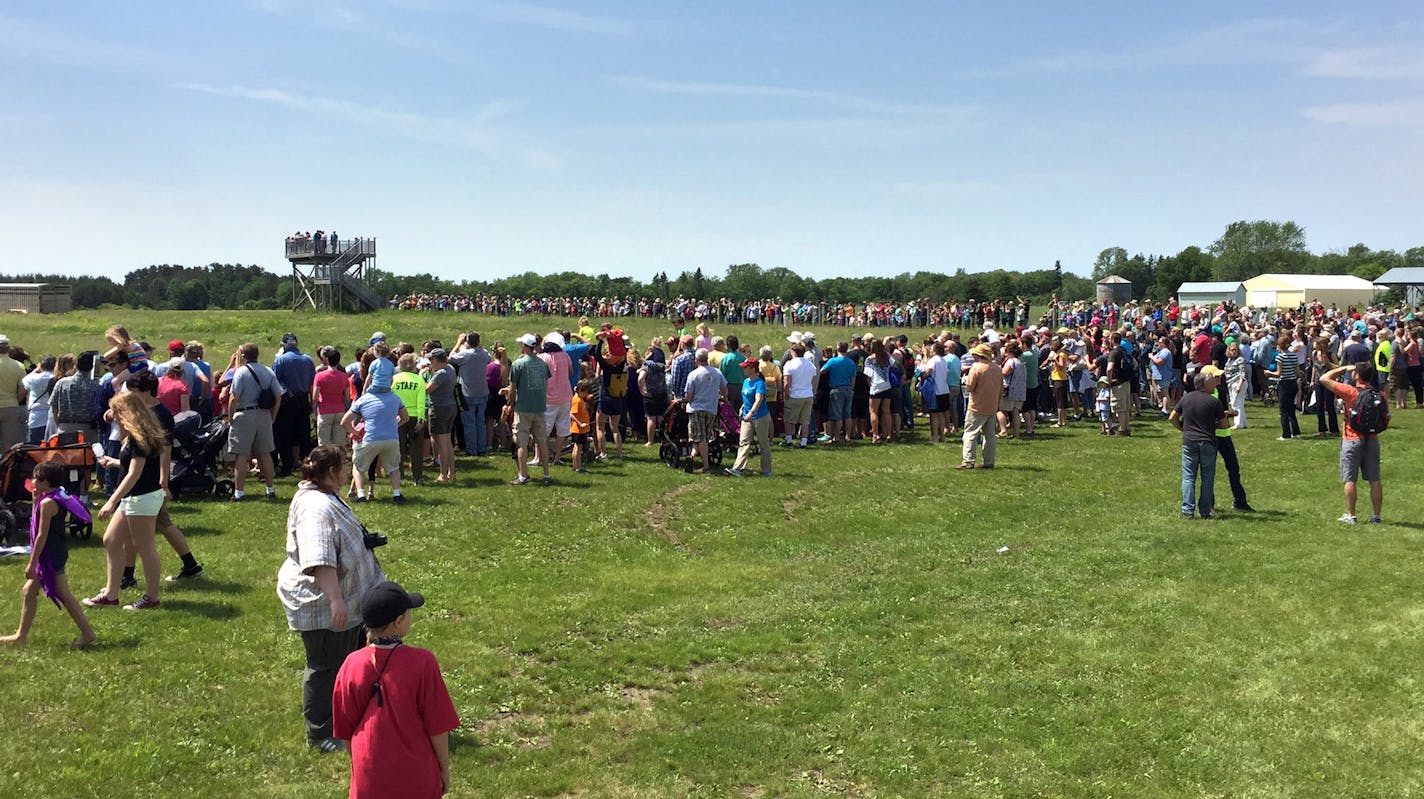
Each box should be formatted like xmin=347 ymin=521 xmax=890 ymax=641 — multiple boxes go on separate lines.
xmin=169 ymin=412 xmax=234 ymax=498
xmin=657 ymin=400 xmax=725 ymax=470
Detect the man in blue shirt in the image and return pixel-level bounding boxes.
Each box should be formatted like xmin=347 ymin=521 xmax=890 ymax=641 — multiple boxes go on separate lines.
xmin=272 ymin=333 xmax=316 ymax=477
xmin=819 ymin=342 xmax=857 ymax=443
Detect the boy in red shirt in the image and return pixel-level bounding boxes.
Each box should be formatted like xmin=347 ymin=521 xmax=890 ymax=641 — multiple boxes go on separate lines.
xmin=333 ymin=582 xmax=459 ymax=798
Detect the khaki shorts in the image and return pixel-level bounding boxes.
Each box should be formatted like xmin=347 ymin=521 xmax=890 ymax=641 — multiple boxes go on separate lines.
xmin=353 ymin=438 xmax=401 ymax=473
xmin=514 ymin=411 xmax=548 ymax=449
xmin=228 ymin=409 xmax=275 ymax=457
xmin=1001 ymin=399 xmax=1022 ymax=412
xmin=783 ymin=396 xmax=813 ymax=427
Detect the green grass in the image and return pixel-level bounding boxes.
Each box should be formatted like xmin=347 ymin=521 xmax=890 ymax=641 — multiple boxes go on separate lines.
xmin=0 ymin=311 xmax=1421 ymax=798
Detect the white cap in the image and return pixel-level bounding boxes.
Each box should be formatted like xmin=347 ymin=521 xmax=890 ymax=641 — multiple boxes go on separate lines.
xmin=517 ymin=333 xmax=538 ymax=348
xmin=544 ymin=331 xmax=565 ymax=348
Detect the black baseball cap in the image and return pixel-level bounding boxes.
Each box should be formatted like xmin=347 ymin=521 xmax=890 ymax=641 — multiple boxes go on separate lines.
xmin=363 ymin=581 xmax=425 ymax=629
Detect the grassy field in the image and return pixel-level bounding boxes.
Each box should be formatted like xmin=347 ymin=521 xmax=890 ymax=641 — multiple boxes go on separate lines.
xmin=0 ymin=310 xmax=1421 ymax=798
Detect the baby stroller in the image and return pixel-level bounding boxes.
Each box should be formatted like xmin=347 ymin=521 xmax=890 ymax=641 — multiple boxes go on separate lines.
xmin=716 ymin=398 xmax=757 ymax=457
xmin=0 ymin=434 xmax=97 ymax=544
xmin=657 ymin=400 xmax=725 ymax=469
xmin=169 ymin=412 xmax=234 ymax=498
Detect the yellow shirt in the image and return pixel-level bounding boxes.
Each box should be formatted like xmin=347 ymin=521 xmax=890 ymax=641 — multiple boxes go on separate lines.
xmin=759 ymin=361 xmax=782 ymax=401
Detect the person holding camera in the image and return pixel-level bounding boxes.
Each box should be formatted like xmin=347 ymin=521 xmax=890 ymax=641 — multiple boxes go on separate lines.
xmin=278 ymin=445 xmax=387 ymax=754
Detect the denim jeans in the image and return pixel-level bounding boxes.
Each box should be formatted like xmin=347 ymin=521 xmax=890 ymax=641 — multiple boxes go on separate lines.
xmin=1181 ymin=440 xmax=1218 ymax=516
xmin=1214 ymin=435 xmax=1248 ymax=507
xmin=102 ymin=438 xmax=122 ymax=495
xmin=1277 ymin=378 xmax=1300 ymax=438
xmin=462 ymin=397 xmax=488 ymax=455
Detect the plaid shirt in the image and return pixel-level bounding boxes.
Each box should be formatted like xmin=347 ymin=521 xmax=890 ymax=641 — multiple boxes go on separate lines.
xmin=51 ymin=373 xmax=99 ymax=426
xmin=669 ymin=351 xmax=696 ymax=400
xmin=277 ymin=484 xmax=385 ymax=632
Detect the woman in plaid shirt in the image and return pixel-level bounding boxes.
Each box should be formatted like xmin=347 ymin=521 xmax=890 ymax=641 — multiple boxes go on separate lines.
xmin=278 ymin=445 xmax=386 ymax=753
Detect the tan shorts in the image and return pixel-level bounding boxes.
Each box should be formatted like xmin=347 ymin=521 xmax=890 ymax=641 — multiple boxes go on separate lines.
xmin=228 ymin=409 xmax=275 ymax=457
xmin=1001 ymin=399 xmax=1022 ymax=412
xmin=353 ymin=438 xmax=401 ymax=473
xmin=783 ymin=396 xmax=813 ymax=427
xmin=514 ymin=411 xmax=548 ymax=449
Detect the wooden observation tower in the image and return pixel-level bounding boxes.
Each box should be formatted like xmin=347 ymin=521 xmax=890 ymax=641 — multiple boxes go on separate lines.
xmin=287 ymin=235 xmax=384 ymax=312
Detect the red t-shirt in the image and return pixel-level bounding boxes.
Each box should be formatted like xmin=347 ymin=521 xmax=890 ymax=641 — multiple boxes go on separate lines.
xmin=333 ymin=645 xmax=460 ymax=799
xmin=1192 ymin=334 xmax=1212 ymax=366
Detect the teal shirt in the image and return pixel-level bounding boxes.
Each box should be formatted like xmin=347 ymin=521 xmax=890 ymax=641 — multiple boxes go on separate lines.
xmin=1021 ymin=350 xmax=1039 ymax=389
xmin=720 ymin=352 xmax=745 ymax=388
xmin=510 ymin=354 xmax=550 ymax=414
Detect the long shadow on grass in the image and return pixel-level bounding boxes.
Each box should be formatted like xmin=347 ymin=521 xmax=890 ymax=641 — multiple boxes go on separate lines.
xmin=166 ymin=578 xmax=251 ymax=596
xmin=158 ymin=598 xmax=243 ymax=619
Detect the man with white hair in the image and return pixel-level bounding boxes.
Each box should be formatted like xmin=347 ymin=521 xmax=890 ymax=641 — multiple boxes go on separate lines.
xmin=981 ymin=321 xmax=1001 ymax=346
xmin=682 ymin=348 xmax=726 ymax=474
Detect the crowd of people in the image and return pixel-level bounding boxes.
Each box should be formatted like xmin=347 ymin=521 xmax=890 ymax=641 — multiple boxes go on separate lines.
xmin=0 ymin=295 xmax=1416 ymax=794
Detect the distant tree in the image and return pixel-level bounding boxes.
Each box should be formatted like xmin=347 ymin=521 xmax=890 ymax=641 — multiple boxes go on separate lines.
xmin=1208 ymin=220 xmax=1309 ymax=281
xmin=1091 ymin=247 xmax=1130 ymax=281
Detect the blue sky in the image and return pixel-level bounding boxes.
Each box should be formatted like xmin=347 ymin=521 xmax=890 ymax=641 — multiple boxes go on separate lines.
xmin=2 ymin=1 xmax=1421 ymax=283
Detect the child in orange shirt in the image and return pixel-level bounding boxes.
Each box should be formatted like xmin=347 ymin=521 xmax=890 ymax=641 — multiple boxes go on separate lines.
xmin=569 ymin=380 xmax=594 ymax=473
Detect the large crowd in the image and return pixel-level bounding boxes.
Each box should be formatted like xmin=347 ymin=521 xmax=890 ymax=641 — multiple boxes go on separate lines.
xmin=0 ymin=295 xmax=1417 ymax=795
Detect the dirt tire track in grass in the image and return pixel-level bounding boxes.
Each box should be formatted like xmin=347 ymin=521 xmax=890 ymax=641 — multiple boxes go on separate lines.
xmin=641 ymin=481 xmax=710 ymax=553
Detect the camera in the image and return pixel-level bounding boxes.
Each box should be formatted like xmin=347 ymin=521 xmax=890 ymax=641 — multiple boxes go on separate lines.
xmin=362 ymin=529 xmax=388 ymax=550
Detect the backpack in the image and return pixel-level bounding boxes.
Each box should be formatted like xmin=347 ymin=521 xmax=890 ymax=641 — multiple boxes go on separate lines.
xmin=605 ymin=368 xmax=628 ymax=399
xmin=244 ymin=364 xmax=277 ymax=410
xmin=1347 ymin=387 xmax=1389 ymax=435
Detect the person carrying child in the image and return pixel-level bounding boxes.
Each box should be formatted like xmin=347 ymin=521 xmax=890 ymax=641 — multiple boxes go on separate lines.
xmin=1 ymin=461 xmax=97 ymax=648
xmin=332 ymin=581 xmax=459 ymax=799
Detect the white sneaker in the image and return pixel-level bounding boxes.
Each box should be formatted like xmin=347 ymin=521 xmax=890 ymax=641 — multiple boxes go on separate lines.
xmin=1338 ymin=513 xmax=1357 ymax=525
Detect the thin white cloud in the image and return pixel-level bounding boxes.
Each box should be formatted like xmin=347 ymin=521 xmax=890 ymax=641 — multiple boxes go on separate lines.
xmin=964 ymin=17 xmax=1321 ymax=78
xmin=470 ymin=1 xmax=634 ymax=35
xmin=1303 ymin=99 xmax=1424 ymax=127
xmin=611 ymin=76 xmax=981 ymax=118
xmin=0 ymin=13 xmax=174 ymax=71
xmin=174 ymin=83 xmax=558 ymax=168
xmin=1305 ymin=48 xmax=1424 ymax=80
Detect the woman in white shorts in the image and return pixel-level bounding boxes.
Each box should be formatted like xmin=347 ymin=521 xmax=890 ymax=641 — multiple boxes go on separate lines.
xmin=83 ymin=392 xmax=168 ymax=611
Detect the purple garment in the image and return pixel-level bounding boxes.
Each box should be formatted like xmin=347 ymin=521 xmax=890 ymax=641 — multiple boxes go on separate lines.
xmin=29 ymin=489 xmax=89 ymax=607
xmin=485 ymin=360 xmax=503 ymax=393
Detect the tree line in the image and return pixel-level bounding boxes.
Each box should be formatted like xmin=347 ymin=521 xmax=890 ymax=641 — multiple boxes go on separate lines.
xmin=6 ymin=220 xmax=1420 ymax=311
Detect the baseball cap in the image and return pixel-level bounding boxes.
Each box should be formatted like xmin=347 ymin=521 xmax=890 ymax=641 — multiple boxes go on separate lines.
xmin=543 ymin=331 xmax=565 ymax=348
xmin=428 ymin=348 xmax=448 ymax=361
xmin=362 ymin=581 xmax=425 ymax=629
xmin=1200 ymin=365 xmax=1225 ymax=377
xmin=517 ymin=333 xmax=539 ymax=348
xmin=167 ymin=339 xmax=185 ymax=353
xmin=740 ymin=358 xmax=758 ymax=369
xmin=281 ymin=332 xmax=298 ymax=346
xmin=369 ymin=331 xmax=387 ymax=347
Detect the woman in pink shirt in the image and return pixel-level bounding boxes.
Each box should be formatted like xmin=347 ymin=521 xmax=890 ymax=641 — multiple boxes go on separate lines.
xmin=313 ymin=347 xmax=353 ymax=447
xmin=156 ymin=358 xmax=190 ymax=416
